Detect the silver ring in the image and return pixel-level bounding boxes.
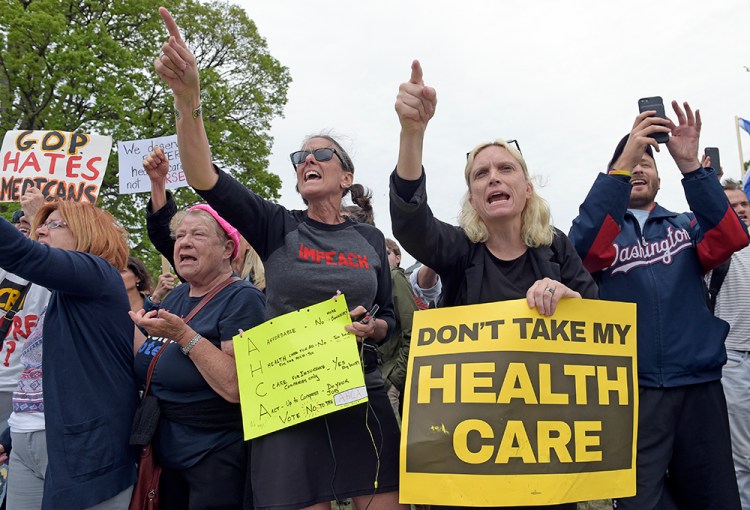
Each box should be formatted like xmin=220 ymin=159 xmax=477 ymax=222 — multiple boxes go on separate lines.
xmin=545 ymin=286 xmax=555 ymax=295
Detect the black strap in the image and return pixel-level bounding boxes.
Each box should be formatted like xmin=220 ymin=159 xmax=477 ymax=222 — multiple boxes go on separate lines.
xmin=708 ymin=260 xmax=731 ymax=314
xmin=0 ymin=282 xmax=33 ymax=340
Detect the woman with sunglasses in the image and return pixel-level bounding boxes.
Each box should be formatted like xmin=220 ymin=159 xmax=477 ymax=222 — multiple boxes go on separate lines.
xmin=390 ymin=61 xmax=597 ymax=510
xmin=0 ymin=201 xmax=139 ymax=509
xmin=151 ymin=8 xmax=403 ymax=510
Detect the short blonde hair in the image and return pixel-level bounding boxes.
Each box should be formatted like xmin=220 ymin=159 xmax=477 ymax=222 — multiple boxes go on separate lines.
xmin=233 ymin=236 xmax=266 ymax=290
xmin=458 ymin=139 xmax=554 ymax=247
xmin=32 ymin=201 xmax=129 ymax=270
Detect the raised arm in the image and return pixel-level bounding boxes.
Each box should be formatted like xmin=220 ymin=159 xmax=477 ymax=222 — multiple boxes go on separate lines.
xmin=395 ymin=60 xmax=437 ymax=181
xmin=569 ymin=111 xmax=669 ymax=272
xmin=143 ymin=146 xmax=169 ymax=212
xmin=154 ymin=7 xmax=216 ymax=190
xmin=666 ymin=101 xmax=748 ymax=270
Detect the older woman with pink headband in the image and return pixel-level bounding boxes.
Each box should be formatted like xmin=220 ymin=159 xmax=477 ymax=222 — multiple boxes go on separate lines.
xmin=131 ymin=195 xmax=266 ymax=509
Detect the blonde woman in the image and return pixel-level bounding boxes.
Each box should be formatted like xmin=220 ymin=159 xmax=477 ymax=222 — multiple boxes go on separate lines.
xmin=391 ymin=61 xmax=597 ymax=315
xmin=389 ymin=59 xmax=598 ymax=510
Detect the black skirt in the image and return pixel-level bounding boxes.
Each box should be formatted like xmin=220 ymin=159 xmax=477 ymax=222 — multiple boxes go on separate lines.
xmin=251 ymin=384 xmax=400 ymax=510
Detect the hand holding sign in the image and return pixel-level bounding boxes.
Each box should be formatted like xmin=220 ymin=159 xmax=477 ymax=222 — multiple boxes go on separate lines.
xmin=20 ymin=186 xmax=45 ymax=221
xmin=151 ymin=273 xmax=177 ymax=304
xmin=526 ymin=277 xmax=581 ymax=317
xmin=155 ymin=7 xmax=200 ymax=101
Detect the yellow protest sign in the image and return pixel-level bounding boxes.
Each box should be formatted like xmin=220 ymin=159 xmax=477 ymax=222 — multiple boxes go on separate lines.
xmin=234 ymin=296 xmax=368 ymax=440
xmin=400 ymin=298 xmax=638 ymax=506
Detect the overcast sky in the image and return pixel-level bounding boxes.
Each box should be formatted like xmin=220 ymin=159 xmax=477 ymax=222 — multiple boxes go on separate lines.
xmin=236 ymin=0 xmax=750 ymax=266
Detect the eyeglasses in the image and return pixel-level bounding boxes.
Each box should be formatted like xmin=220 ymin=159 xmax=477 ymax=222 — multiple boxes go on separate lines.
xmin=466 ymin=139 xmax=522 ymax=159
xmin=290 ymin=148 xmax=346 ymax=169
xmin=40 ymin=219 xmax=68 ymax=230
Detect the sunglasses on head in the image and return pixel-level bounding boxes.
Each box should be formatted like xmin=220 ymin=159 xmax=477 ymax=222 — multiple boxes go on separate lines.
xmin=290 ymin=148 xmax=346 ymax=170
xmin=466 ymin=139 xmax=522 ymax=160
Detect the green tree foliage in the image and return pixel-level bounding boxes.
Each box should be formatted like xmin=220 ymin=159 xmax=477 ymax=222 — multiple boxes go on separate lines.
xmin=0 ymin=0 xmax=290 ymax=276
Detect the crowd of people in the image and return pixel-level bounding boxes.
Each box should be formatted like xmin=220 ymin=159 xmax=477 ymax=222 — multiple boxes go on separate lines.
xmin=0 ymin=5 xmax=748 ymax=510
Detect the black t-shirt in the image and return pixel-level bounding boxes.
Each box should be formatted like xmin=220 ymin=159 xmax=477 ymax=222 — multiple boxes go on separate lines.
xmin=487 ymin=249 xmax=537 ymax=297
xmin=134 ymin=279 xmax=265 ymax=469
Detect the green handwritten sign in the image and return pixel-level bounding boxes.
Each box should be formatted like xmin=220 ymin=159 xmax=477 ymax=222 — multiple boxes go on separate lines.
xmin=234 ymin=296 xmax=368 ymax=439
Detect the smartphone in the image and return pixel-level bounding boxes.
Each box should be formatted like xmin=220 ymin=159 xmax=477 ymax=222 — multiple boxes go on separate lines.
xmin=704 ymin=147 xmax=720 ymax=173
xmin=638 ymin=96 xmax=669 ymax=144
xmin=359 ymin=304 xmax=379 ymax=324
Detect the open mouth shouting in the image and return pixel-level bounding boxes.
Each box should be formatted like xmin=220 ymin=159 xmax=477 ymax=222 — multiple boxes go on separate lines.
xmin=179 ymin=253 xmax=198 ymax=265
xmin=488 ymin=191 xmax=510 ymax=204
xmin=304 ymin=169 xmax=322 ymax=182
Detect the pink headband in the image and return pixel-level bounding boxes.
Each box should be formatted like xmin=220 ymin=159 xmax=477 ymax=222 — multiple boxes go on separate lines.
xmin=188 ymin=204 xmax=240 ymax=259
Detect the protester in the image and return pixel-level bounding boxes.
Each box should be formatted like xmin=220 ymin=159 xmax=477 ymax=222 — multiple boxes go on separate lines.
xmin=569 ymin=103 xmax=747 ymax=509
xmin=0 ymin=200 xmax=138 ymax=509
xmin=390 ymin=60 xmax=596 ymax=510
xmin=0 ymin=194 xmax=52 ymax=506
xmin=380 ymin=239 xmax=419 ymax=419
xmin=0 ymin=193 xmax=50 ymax=435
xmin=409 ymin=264 xmax=440 ymax=308
xmin=706 ymin=178 xmax=750 ymax=509
xmin=122 ymin=256 xmax=153 ymax=313
xmin=391 ymin=60 xmax=596 ymax=310
xmin=149 ymin=273 xmax=178 ymax=306
xmin=232 ymin=236 xmax=266 ymax=291
xmin=149 ymin=9 xmax=404 ymax=510
xmin=132 ymin=156 xmax=266 ymax=508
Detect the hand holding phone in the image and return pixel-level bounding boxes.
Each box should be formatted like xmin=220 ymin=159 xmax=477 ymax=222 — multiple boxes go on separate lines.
xmin=704 ymin=147 xmax=720 ymax=173
xmin=359 ymin=304 xmax=379 ymax=324
xmin=638 ymin=96 xmax=670 ymax=144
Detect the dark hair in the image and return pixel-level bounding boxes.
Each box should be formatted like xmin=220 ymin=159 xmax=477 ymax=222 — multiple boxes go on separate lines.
xmin=722 ymin=178 xmax=744 ymax=192
xmin=342 ymin=184 xmax=374 ymax=225
xmin=302 ymin=134 xmax=355 ymax=174
xmin=608 ymin=134 xmax=655 ymax=171
xmin=11 ymin=210 xmax=24 ymax=223
xmin=126 ymin=256 xmax=153 ymax=294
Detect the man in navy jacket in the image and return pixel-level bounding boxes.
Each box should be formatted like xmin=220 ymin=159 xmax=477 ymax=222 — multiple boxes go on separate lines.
xmin=569 ymin=101 xmax=747 ymax=509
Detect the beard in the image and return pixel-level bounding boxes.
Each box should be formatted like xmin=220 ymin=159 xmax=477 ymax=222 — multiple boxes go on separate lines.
xmin=629 ymin=183 xmax=658 ymax=210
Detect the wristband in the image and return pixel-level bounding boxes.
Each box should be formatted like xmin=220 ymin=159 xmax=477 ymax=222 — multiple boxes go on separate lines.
xmin=174 ymin=103 xmax=202 ymax=120
xmin=609 ymin=169 xmax=633 ymax=178
xmin=181 ymin=333 xmax=202 ymax=355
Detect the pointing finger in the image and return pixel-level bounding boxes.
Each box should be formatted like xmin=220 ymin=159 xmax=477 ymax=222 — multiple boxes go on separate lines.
xmin=410 ymin=59 xmax=423 ymax=85
xmin=159 ymin=7 xmax=185 ymax=46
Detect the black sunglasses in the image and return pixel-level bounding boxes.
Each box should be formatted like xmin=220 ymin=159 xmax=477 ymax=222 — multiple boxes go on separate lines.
xmin=290 ymin=148 xmax=346 ymax=169
xmin=466 ymin=139 xmax=522 ymax=159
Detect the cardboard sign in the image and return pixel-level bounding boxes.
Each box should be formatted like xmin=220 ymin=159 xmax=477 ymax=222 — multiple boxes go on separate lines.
xmin=234 ymin=296 xmax=368 ymax=440
xmin=117 ymin=134 xmax=187 ymax=194
xmin=400 ymin=298 xmax=638 ymax=506
xmin=1 ymin=130 xmax=110 ymax=203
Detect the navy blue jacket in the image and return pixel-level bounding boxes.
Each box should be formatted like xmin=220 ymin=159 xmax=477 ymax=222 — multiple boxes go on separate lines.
xmin=0 ymin=217 xmax=138 ymax=509
xmin=569 ymin=168 xmax=749 ymax=387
